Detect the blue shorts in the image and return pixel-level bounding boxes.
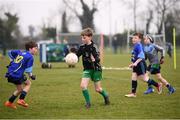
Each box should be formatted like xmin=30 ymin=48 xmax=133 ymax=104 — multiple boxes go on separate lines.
xmin=133 ymin=61 xmax=147 ymax=76
xmin=147 ymin=64 xmax=161 ymax=74
xmin=7 ymin=75 xmax=27 ymax=85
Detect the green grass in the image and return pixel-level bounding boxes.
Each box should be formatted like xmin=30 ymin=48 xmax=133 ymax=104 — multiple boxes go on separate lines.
xmin=0 ymin=51 xmax=180 ymax=119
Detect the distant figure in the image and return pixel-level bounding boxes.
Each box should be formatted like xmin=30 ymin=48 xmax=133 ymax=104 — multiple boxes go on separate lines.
xmin=166 ymin=42 xmax=172 ymax=58
xmin=63 ymin=38 xmax=69 ymax=56
xmin=112 ymin=36 xmax=118 ymax=54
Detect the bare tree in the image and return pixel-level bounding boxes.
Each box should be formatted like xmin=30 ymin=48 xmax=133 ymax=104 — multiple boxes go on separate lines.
xmin=63 ymin=0 xmax=100 ymax=31
xmin=149 ymin=0 xmax=177 ymax=34
xmin=146 ymin=9 xmax=153 ymax=34
xmin=121 ymin=0 xmax=140 ymax=32
xmin=61 ymin=11 xmax=69 ymax=33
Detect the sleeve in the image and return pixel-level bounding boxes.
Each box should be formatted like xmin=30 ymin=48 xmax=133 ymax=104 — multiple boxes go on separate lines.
xmin=136 ymin=44 xmax=145 ymax=59
xmin=8 ymin=50 xmax=20 ymax=60
xmin=91 ymin=45 xmax=100 ymax=63
xmin=76 ymin=46 xmax=83 ymax=58
xmin=25 ymin=57 xmax=34 ymax=73
xmin=154 ymin=44 xmax=165 ymax=57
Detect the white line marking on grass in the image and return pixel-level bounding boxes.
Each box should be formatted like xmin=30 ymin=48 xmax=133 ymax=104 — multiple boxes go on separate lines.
xmin=102 ymin=66 xmax=131 ymax=70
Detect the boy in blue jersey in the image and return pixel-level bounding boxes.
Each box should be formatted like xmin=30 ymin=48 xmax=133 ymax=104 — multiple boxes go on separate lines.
xmin=4 ymin=41 xmax=38 ymax=109
xmin=143 ymin=35 xmax=175 ymax=94
xmin=125 ymin=33 xmax=162 ymax=97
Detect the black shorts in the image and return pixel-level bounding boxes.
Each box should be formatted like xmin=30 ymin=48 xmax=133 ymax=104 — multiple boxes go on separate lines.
xmin=133 ymin=61 xmax=147 ymax=76
xmin=147 ymin=64 xmax=161 ymax=74
xmin=7 ymin=75 xmax=27 ymax=85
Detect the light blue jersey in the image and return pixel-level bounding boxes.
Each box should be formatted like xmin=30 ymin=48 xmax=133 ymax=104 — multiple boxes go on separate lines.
xmin=144 ymin=43 xmax=165 ymax=64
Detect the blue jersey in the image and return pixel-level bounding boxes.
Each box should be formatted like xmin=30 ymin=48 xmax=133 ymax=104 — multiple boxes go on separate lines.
xmin=131 ymin=42 xmax=145 ymax=63
xmin=6 ymin=50 xmax=34 ymax=79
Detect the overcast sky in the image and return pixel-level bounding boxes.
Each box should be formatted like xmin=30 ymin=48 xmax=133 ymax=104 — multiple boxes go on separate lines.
xmin=0 ymin=0 xmax=148 ymax=35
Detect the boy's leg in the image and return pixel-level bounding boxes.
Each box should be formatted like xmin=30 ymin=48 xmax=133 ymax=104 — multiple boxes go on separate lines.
xmin=142 ymin=74 xmax=162 ymax=94
xmin=156 ymin=73 xmax=176 ymax=94
xmin=94 ymin=81 xmax=110 ymax=105
xmin=125 ymin=73 xmax=137 ymax=97
xmin=144 ymin=72 xmax=154 ymax=94
xmin=80 ymin=78 xmax=91 ymax=108
xmin=5 ymin=85 xmax=23 ymax=109
xmin=17 ymin=80 xmax=31 ymax=107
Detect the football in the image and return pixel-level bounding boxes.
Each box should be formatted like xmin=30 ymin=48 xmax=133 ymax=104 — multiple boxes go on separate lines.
xmin=65 ymin=53 xmax=78 ymax=65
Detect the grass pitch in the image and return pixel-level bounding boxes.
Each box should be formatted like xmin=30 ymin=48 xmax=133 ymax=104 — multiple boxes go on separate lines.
xmin=0 ymin=51 xmax=180 ymax=119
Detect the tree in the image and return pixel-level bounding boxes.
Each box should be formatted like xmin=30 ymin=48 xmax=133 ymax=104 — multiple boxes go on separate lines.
xmin=145 ymin=9 xmax=153 ymax=34
xmin=28 ymin=25 xmax=35 ymax=38
xmin=41 ymin=26 xmax=56 ymax=42
xmin=149 ymin=0 xmax=178 ymax=34
xmin=61 ymin=11 xmax=69 ymax=33
xmin=0 ymin=12 xmax=19 ymax=49
xmin=121 ymin=0 xmax=140 ymax=32
xmin=63 ymin=0 xmax=99 ymax=31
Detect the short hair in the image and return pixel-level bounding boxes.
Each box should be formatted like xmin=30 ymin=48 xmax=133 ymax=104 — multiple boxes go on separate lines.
xmin=145 ymin=34 xmax=154 ymax=43
xmin=133 ymin=32 xmax=143 ymax=40
xmin=25 ymin=41 xmax=37 ymax=51
xmin=81 ymin=28 xmax=93 ymax=37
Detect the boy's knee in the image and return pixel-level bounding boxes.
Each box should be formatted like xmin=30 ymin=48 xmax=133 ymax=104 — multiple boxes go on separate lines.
xmin=80 ymin=84 xmax=87 ymax=90
xmin=95 ymin=88 xmax=102 ymax=93
xmin=25 ymin=80 xmax=31 ymax=86
xmin=17 ymin=88 xmax=23 ymax=94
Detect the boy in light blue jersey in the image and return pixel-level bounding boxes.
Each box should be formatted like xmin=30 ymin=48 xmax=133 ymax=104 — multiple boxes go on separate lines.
xmin=143 ymin=35 xmax=175 ymax=95
xmin=4 ymin=41 xmax=38 ymax=109
xmin=125 ymin=33 xmax=162 ymax=97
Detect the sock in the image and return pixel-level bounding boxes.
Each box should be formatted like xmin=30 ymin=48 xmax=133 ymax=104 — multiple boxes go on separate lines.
xmin=19 ymin=91 xmax=27 ymax=100
xmin=82 ymin=89 xmax=90 ymax=104
xmin=9 ymin=94 xmax=17 ymax=103
xmin=147 ymin=79 xmax=158 ymax=87
xmin=99 ymin=89 xmax=108 ymax=98
xmin=132 ymin=80 xmax=137 ymax=93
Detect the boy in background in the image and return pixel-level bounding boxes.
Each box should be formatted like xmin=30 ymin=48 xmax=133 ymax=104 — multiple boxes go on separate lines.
xmin=143 ymin=35 xmax=175 ymax=94
xmin=125 ymin=33 xmax=162 ymax=97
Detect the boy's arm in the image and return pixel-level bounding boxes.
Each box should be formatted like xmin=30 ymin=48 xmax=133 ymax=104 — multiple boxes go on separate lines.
xmin=154 ymin=44 xmax=165 ymax=64
xmin=25 ymin=57 xmax=36 ymax=80
xmin=91 ymin=45 xmax=100 ymax=63
xmin=154 ymin=44 xmax=165 ymax=58
xmin=130 ymin=44 xmax=144 ymax=67
xmin=129 ymin=58 xmax=142 ymax=68
xmin=76 ymin=46 xmax=83 ymax=58
xmin=8 ymin=50 xmax=21 ymax=60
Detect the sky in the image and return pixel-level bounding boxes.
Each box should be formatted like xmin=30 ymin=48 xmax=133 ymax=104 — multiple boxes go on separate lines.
xmin=0 ymin=0 xmax=148 ymax=36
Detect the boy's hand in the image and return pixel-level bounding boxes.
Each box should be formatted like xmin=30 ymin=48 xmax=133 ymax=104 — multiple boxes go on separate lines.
xmin=30 ymin=75 xmax=36 ymax=80
xmin=160 ymin=57 xmax=164 ymax=64
xmin=129 ymin=63 xmax=137 ymax=68
xmin=90 ymin=54 xmax=95 ymax=62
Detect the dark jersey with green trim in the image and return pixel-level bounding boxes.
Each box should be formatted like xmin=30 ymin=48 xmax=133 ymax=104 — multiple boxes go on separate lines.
xmin=77 ymin=41 xmax=102 ymax=71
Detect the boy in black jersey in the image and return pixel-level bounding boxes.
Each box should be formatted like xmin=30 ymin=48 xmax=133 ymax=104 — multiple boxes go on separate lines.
xmin=77 ymin=28 xmax=110 ymax=108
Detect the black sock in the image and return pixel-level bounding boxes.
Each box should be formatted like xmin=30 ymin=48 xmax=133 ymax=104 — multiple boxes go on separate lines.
xmin=9 ymin=94 xmax=17 ymax=103
xmin=132 ymin=80 xmax=137 ymax=93
xmin=147 ymin=79 xmax=158 ymax=87
xmin=19 ymin=91 xmax=27 ymax=100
